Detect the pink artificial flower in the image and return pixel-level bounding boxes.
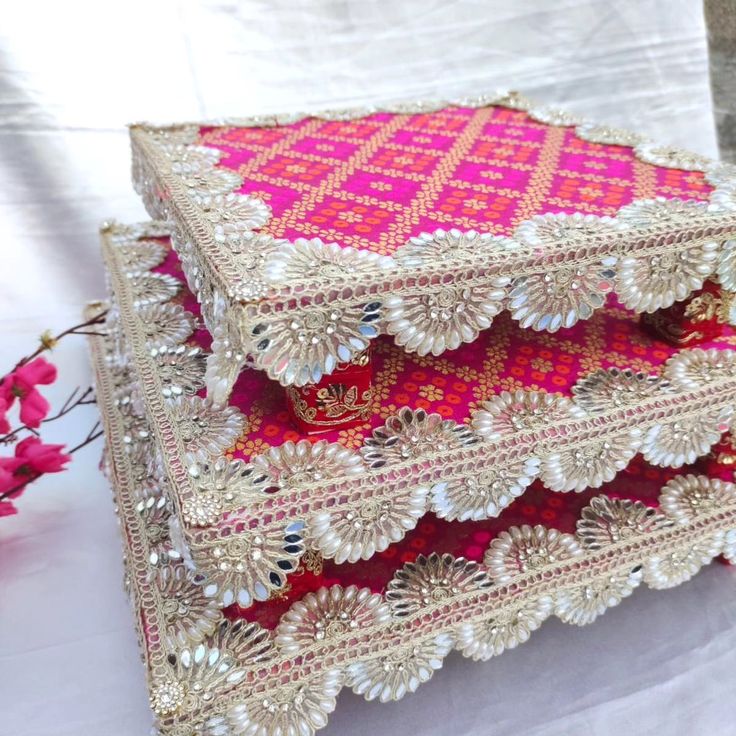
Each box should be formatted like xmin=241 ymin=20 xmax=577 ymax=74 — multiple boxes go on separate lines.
xmin=0 ymin=456 xmax=23 ymax=494
xmin=0 ymin=395 xmax=10 ymax=435
xmin=0 ymin=500 xmax=17 ymax=517
xmin=14 ymin=436 xmax=71 ymax=474
xmin=0 ymin=438 xmax=70 ymax=501
xmin=1 ymin=357 xmax=57 ymax=428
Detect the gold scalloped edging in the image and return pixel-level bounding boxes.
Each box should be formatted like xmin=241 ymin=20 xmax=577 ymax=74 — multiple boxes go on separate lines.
xmin=102 ymin=222 xmax=736 ymax=610
xmin=91 ymin=303 xmax=736 ymax=736
xmin=129 ymin=90 xmax=736 ymax=396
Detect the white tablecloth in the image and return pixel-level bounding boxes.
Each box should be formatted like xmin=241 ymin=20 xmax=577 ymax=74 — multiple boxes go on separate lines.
xmin=2 ymin=2 xmax=735 ymax=734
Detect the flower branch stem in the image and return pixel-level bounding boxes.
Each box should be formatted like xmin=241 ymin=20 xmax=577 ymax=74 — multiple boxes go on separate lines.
xmin=44 ymin=386 xmax=96 ymax=421
xmin=0 ymin=386 xmax=96 ymax=443
xmin=70 ymin=330 xmax=107 ymax=338
xmin=3 ymin=312 xmax=108 ymax=381
xmin=69 ymin=420 xmax=102 ymax=452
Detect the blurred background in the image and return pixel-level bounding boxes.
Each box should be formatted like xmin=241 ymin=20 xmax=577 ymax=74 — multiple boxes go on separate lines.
xmin=0 ymin=0 xmax=721 ymax=321
xmin=2 ymin=2 xmax=736 ymax=735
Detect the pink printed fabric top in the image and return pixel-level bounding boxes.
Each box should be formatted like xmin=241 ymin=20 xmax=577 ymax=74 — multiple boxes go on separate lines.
xmin=199 ymin=105 xmax=712 ymax=253
xmin=141 ymin=108 xmax=729 ymax=629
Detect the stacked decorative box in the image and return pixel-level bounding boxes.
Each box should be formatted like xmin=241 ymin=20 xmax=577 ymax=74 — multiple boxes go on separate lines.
xmin=91 ymin=91 xmax=736 ymax=735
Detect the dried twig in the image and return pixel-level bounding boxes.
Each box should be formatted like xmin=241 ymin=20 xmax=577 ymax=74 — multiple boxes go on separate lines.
xmin=2 ymin=312 xmax=108 ymax=381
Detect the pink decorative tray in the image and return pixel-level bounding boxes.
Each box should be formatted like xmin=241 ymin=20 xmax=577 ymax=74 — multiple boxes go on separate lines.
xmin=89 ymin=91 xmax=736 ymax=734
xmin=101 ymin=219 xmax=736 ymax=600
xmin=130 ymin=92 xmax=736 ymax=403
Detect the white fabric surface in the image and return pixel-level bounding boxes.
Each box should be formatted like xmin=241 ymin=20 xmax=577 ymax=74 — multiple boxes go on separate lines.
xmin=1 ymin=1 xmax=735 ymax=734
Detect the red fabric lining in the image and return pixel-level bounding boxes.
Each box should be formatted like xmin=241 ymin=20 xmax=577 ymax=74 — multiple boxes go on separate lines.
xmin=225 ymin=458 xmax=706 ymax=629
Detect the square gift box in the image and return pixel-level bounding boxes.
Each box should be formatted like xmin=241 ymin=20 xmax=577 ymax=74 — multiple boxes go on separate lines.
xmin=129 ymin=91 xmax=736 ymax=405
xmin=93 ymin=91 xmax=736 ymax=734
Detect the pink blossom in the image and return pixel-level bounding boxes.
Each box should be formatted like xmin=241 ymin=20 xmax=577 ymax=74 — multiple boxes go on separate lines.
xmin=1 ymin=357 xmax=57 ymax=428
xmin=0 ymin=438 xmax=70 ymax=501
xmin=0 ymin=395 xmax=10 ymax=435
xmin=15 ymin=437 xmax=71 ymax=474
xmin=0 ymin=500 xmax=17 ymax=517
xmin=0 ymin=456 xmax=23 ymax=494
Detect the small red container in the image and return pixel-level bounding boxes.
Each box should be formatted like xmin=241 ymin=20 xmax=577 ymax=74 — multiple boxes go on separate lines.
xmin=285 ymin=349 xmax=373 ymax=435
xmin=641 ymin=280 xmax=730 ymax=346
xmin=698 ymin=432 xmax=736 ymax=475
